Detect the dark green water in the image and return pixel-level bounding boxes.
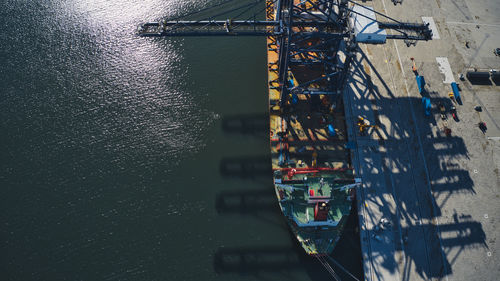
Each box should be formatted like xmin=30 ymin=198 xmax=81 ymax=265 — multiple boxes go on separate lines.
xmin=0 ymin=1 xmax=362 ymax=280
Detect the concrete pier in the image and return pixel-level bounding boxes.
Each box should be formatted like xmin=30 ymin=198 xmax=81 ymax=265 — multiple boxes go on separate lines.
xmin=348 ymin=1 xmax=500 ymax=280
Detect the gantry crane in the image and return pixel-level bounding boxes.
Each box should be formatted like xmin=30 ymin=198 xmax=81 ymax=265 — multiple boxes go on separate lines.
xmin=138 ymin=0 xmax=431 ymax=111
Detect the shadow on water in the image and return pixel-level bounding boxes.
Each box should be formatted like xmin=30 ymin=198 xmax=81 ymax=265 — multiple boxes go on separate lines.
xmin=215 ymin=114 xmax=364 ymax=280
xmin=348 ymin=47 xmax=488 ymax=280
xmin=330 ymin=201 xmax=364 ymax=281
xmin=219 ymin=155 xmax=272 ymax=179
xmin=213 ymin=202 xmax=363 ymax=281
xmin=215 ymin=189 xmax=364 ymax=279
xmin=216 ymin=187 xmax=276 ymax=214
xmin=213 ymin=245 xmax=341 ymax=281
xmin=222 ymin=113 xmax=269 ymax=136
xmin=213 ymin=44 xmax=489 ymax=280
xmin=215 ymin=186 xmax=288 ymax=231
xmin=213 ymin=244 xmax=344 ymax=281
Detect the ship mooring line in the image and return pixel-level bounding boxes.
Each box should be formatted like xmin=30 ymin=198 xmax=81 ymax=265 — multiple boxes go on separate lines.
xmin=316 ymin=255 xmax=341 ymax=281
xmin=303 ymin=239 xmax=340 ymax=281
xmin=327 ymin=256 xmax=361 ymax=281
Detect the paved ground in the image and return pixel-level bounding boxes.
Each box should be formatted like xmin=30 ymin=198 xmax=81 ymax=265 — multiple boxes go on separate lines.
xmin=349 ymin=0 xmax=500 ymax=280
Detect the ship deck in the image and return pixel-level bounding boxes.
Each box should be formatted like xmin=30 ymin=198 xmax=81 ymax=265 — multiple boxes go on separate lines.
xmin=266 ymin=0 xmax=355 ymax=256
xmin=267 ymin=0 xmax=351 ymax=171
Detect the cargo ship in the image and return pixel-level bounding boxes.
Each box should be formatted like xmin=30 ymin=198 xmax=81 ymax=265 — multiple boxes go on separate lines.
xmin=265 ymin=0 xmax=359 ymax=256
xmin=138 ymin=0 xmax=431 ymax=257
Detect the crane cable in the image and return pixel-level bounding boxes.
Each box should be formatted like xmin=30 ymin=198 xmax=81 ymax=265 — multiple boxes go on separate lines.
xmin=167 ymin=0 xmax=269 ymax=32
xmin=302 ymin=239 xmax=340 ymax=281
xmin=169 ymin=0 xmax=239 ymax=21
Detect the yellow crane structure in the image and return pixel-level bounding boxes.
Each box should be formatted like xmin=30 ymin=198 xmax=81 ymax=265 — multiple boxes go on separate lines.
xmin=357 ymin=117 xmax=378 ymax=135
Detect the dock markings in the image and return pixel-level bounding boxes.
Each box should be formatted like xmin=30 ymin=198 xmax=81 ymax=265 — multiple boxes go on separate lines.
xmin=446 ymin=21 xmax=500 ymax=28
xmin=422 ymin=17 xmax=440 ymax=39
xmin=381 ymin=0 xmax=449 ymax=278
xmin=436 ymin=57 xmax=456 ymax=84
xmin=394 ymin=40 xmax=450 ymax=281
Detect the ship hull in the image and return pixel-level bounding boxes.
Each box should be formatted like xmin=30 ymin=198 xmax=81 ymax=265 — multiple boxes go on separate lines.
xmin=266 ymin=0 xmax=355 ymax=256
